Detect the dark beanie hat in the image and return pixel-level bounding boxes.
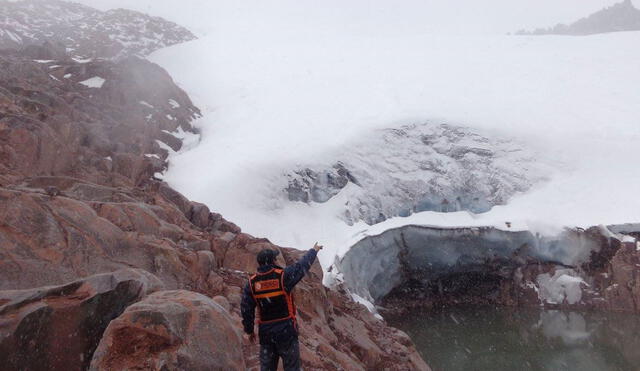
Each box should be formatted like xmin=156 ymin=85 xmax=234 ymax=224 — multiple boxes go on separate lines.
xmin=257 ymin=249 xmax=279 ymax=266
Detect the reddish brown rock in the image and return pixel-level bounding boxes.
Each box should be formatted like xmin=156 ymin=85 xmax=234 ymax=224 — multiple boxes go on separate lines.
xmin=0 ymin=269 xmax=163 ymax=371
xmin=603 ymin=241 xmax=640 ymax=312
xmin=158 ymin=181 xmax=193 ymax=216
xmin=89 ymin=290 xmax=245 ymax=371
xmin=111 ymin=153 xmax=154 ymax=186
xmin=189 ymin=201 xmax=211 ymax=229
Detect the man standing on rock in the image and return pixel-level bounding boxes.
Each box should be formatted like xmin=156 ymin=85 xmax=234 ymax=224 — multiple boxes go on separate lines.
xmin=241 ymin=243 xmax=323 ymax=371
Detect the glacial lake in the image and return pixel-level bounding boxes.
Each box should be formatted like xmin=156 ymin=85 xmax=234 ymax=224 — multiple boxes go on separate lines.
xmin=386 ymin=306 xmax=640 ymax=371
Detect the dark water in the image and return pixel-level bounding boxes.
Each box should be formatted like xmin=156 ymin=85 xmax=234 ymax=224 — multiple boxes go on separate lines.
xmin=386 ymin=306 xmax=640 ymax=371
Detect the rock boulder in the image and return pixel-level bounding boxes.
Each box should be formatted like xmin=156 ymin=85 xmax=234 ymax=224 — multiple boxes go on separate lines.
xmin=0 ymin=269 xmax=163 ymax=371
xmin=89 ymin=290 xmax=245 ymax=371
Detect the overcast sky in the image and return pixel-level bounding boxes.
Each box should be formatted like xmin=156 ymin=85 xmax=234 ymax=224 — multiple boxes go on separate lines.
xmin=75 ymin=0 xmax=634 ymax=35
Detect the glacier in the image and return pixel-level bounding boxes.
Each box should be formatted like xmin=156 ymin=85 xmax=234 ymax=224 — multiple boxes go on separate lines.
xmin=283 ymin=122 xmax=550 ymax=225
xmin=131 ymin=1 xmax=640 ymax=274
xmin=336 ymin=222 xmax=601 ymax=304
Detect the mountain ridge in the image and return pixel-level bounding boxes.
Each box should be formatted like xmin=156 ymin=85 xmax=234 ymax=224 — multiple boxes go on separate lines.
xmin=515 ymin=0 xmax=640 ymax=35
xmin=0 ymin=0 xmax=196 ymax=59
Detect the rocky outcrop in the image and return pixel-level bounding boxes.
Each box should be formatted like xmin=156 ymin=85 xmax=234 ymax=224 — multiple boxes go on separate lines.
xmin=0 ymin=46 xmax=203 ymax=289
xmin=0 ymin=47 xmax=200 ymax=186
xmin=599 ymin=238 xmax=640 ymax=312
xmin=0 ymin=40 xmax=428 ymax=370
xmin=0 ymin=0 xmax=196 ymax=60
xmin=90 ymin=290 xmax=245 ymax=371
xmin=286 ymin=162 xmax=358 ymax=203
xmin=515 ymin=0 xmax=640 ymax=36
xmin=284 ymin=123 xmax=548 ymax=225
xmin=0 ymin=269 xmax=163 ymax=371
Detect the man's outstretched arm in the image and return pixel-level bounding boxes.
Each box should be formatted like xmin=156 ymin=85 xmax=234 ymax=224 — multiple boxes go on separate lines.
xmin=283 ymin=243 xmax=323 ymax=292
xmin=240 ymin=282 xmax=256 ymax=336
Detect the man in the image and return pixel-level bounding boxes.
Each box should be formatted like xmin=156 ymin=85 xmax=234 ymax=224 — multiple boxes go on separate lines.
xmin=241 ymin=242 xmax=323 ymax=371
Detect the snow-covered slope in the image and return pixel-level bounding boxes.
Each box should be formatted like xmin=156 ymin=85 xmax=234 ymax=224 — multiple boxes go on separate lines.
xmin=145 ymin=7 xmax=640 ymax=270
xmin=0 ymin=0 xmax=195 ymax=59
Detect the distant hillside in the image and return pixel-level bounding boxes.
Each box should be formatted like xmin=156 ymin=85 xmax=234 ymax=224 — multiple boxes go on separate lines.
xmin=516 ymin=0 xmax=640 ymax=35
xmin=0 ymin=0 xmax=196 ymax=59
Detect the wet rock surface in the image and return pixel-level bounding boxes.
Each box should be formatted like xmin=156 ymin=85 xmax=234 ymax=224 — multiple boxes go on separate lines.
xmin=0 ymin=37 xmax=428 ymax=370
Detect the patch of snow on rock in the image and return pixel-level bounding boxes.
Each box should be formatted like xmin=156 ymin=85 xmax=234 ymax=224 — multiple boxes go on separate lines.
xmin=6 ymin=29 xmax=21 ymax=43
xmin=621 ymin=235 xmax=636 ymax=243
xmin=156 ymin=139 xmax=176 ymax=154
xmin=164 ymin=127 xmax=200 ymax=152
xmin=350 ymin=293 xmax=381 ymax=319
xmin=79 ymin=76 xmax=105 ymax=88
xmin=72 ymin=57 xmax=93 ymax=63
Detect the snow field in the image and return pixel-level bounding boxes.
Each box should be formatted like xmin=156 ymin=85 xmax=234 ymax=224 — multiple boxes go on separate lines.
xmin=149 ymin=28 xmax=640 ymax=271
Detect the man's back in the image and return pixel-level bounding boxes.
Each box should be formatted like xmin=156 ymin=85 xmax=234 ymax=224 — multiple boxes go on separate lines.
xmin=240 ymin=244 xmax=322 ymax=371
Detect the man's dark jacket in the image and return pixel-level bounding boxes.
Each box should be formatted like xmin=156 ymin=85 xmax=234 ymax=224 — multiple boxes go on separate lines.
xmin=241 ymin=249 xmax=318 ymax=343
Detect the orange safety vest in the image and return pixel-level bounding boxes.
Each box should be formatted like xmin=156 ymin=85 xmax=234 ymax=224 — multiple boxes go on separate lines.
xmin=249 ymin=268 xmax=297 ymax=325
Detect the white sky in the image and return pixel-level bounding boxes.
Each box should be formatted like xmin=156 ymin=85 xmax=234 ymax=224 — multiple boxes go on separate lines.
xmin=75 ymin=0 xmax=633 ymax=36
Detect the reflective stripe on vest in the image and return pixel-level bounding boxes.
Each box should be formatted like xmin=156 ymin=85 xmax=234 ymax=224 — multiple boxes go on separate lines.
xmin=249 ymin=268 xmax=297 ymax=325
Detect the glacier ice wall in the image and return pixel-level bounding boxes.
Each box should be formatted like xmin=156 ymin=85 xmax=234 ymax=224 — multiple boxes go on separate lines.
xmin=337 ymin=225 xmax=598 ymax=302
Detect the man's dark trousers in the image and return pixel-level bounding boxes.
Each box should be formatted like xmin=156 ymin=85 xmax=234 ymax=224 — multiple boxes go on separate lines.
xmin=259 ymin=332 xmax=300 ymax=371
